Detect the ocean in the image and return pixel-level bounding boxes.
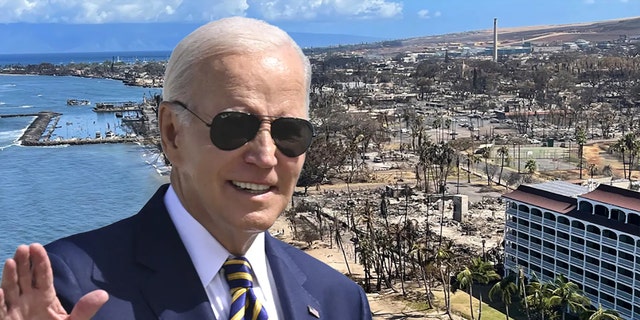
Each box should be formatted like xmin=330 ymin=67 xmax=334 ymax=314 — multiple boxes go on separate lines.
xmin=0 ymin=51 xmax=172 ymax=66
xmin=0 ymin=57 xmax=169 ymax=265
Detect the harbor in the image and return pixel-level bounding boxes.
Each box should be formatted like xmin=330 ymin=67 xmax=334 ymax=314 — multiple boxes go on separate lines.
xmin=0 ymin=101 xmax=157 ymax=147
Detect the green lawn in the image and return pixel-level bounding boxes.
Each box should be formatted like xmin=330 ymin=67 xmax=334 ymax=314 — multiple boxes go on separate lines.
xmin=426 ymin=289 xmax=516 ymax=320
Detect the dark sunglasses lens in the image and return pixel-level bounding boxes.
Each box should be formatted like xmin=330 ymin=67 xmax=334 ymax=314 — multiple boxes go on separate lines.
xmin=210 ymin=112 xmax=260 ymax=150
xmin=271 ymin=118 xmax=314 ymax=157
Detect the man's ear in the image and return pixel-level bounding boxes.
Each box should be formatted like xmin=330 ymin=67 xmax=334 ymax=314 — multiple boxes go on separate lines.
xmin=159 ymin=101 xmax=181 ymax=166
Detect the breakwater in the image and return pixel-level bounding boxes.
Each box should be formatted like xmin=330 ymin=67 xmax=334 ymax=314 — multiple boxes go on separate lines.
xmin=1 ymin=111 xmax=139 ymax=146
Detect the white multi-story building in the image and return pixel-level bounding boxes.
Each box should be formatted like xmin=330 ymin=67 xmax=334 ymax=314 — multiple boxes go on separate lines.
xmin=502 ymin=181 xmax=640 ymax=319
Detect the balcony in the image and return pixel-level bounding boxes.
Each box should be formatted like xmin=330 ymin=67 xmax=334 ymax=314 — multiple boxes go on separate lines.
xmin=615 ymin=290 xmax=634 ymax=304
xmin=530 ymin=229 xmax=542 ymax=238
xmin=556 ymin=238 xmax=570 ymax=247
xmin=599 ymin=283 xmax=616 ymax=296
xmin=530 ymin=257 xmax=542 ymax=267
xmin=616 ymin=272 xmax=634 ymax=286
xmin=585 ymin=247 xmax=600 ymax=258
xmin=556 ymin=266 xmax=569 ymax=278
xmin=530 ymin=243 xmax=542 ymax=253
xmin=556 ymin=252 xmax=569 ymax=263
xmin=601 ymin=236 xmax=619 ymax=249
xmin=618 ymin=258 xmax=635 ymax=269
xmin=556 ymin=223 xmax=570 ymax=232
xmin=584 ymin=263 xmax=599 ymax=274
xmin=585 ymin=232 xmax=600 ymax=242
xmin=542 ymin=219 xmax=555 ymax=228
xmin=599 ymin=300 xmax=616 ymax=313
xmin=599 ymin=268 xmax=616 ymax=281
xmin=583 ymin=278 xmax=599 ymax=291
xmin=617 ymin=309 xmax=634 ymax=320
xmin=506 ymin=221 xmax=518 ymax=229
xmin=600 ymin=252 xmax=617 ymax=264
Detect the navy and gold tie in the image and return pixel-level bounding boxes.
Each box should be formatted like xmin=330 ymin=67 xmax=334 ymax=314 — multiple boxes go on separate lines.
xmin=223 ymin=257 xmax=269 ymax=320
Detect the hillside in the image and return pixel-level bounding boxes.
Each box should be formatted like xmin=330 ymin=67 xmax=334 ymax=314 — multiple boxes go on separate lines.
xmin=340 ymin=16 xmax=640 ymax=56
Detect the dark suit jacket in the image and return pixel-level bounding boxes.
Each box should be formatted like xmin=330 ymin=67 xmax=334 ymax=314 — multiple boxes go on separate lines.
xmin=45 ymin=184 xmax=372 ymax=319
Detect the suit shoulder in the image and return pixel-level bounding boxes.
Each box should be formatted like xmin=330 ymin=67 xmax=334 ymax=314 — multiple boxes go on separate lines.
xmin=45 ymin=214 xmax=138 ymax=256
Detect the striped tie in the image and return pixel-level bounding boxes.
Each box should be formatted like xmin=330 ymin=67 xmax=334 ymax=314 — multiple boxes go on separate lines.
xmin=223 ymin=257 xmax=269 ymax=320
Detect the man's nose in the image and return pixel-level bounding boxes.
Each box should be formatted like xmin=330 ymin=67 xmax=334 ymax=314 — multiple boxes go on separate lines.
xmin=244 ymin=127 xmax=278 ymax=168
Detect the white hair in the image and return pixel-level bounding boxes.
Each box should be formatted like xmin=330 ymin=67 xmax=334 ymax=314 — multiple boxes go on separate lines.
xmin=163 ymin=16 xmax=311 ymax=123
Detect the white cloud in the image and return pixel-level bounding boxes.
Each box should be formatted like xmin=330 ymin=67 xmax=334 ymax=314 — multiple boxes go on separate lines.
xmin=251 ymin=0 xmax=402 ymax=20
xmin=0 ymin=0 xmax=401 ymax=23
xmin=417 ymin=8 xmax=440 ymax=19
xmin=417 ymin=9 xmax=430 ymax=19
xmin=0 ymin=0 xmax=249 ymax=23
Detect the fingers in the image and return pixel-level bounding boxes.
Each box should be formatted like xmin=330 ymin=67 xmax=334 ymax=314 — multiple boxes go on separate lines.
xmin=1 ymin=258 xmax=19 ymax=307
xmin=28 ymin=244 xmax=53 ymax=292
xmin=70 ymin=290 xmax=109 ymax=320
xmin=0 ymin=288 xmax=7 ymax=318
xmin=14 ymin=245 xmax=33 ymax=296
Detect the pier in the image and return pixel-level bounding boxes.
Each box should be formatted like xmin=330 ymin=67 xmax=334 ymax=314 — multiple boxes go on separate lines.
xmin=0 ymin=111 xmax=140 ymax=147
xmin=93 ymin=101 xmax=142 ymax=113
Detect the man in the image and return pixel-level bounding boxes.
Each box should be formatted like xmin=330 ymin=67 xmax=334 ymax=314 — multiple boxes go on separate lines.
xmin=0 ymin=17 xmax=372 ymax=320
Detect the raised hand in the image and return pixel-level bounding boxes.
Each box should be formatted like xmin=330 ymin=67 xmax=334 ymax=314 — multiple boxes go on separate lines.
xmin=0 ymin=243 xmax=108 ymax=320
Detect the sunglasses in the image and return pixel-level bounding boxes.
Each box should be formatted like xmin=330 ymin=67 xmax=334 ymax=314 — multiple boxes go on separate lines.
xmin=169 ymin=101 xmax=315 ymax=157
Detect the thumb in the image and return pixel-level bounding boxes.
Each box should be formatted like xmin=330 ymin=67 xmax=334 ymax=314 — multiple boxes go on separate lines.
xmin=69 ymin=290 xmax=109 ymax=320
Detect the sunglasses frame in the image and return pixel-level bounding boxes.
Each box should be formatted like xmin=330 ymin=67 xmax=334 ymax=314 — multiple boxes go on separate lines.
xmin=167 ymin=100 xmax=316 ymax=157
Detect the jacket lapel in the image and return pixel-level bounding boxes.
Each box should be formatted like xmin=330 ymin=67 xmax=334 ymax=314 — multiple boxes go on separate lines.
xmin=133 ymin=185 xmax=215 ymax=320
xmin=266 ymin=235 xmax=322 ymax=319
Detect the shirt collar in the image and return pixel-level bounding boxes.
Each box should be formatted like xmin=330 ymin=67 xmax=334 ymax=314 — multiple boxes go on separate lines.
xmin=163 ymin=185 xmax=268 ymax=288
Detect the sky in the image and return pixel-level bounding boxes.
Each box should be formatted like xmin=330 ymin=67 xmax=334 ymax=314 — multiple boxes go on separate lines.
xmin=0 ymin=0 xmax=639 ymax=53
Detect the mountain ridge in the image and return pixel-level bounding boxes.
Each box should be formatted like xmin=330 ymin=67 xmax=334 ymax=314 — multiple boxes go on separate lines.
xmin=401 ymin=16 xmax=640 ymax=48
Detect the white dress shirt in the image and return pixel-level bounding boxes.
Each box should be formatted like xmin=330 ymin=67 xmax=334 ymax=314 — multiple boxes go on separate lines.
xmin=164 ymin=185 xmax=282 ymax=319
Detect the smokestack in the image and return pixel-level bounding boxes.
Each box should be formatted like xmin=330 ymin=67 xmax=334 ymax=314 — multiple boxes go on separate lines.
xmin=493 ymin=18 xmax=498 ymax=62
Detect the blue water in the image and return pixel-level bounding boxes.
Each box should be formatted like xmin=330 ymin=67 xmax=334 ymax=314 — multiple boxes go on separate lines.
xmin=0 ymin=51 xmax=171 ymax=66
xmin=0 ymin=73 xmax=168 ymax=265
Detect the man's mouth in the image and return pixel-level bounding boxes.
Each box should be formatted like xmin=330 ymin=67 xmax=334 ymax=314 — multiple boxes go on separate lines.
xmin=231 ymin=181 xmax=272 ymax=194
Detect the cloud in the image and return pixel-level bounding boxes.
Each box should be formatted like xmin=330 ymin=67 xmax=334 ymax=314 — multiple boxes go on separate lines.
xmin=251 ymin=0 xmax=402 ymax=20
xmin=0 ymin=0 xmax=402 ymax=23
xmin=417 ymin=9 xmax=441 ymax=19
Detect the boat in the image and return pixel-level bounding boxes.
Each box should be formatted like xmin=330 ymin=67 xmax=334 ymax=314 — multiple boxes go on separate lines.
xmin=67 ymin=99 xmax=90 ymax=106
xmin=93 ymin=101 xmax=142 ymax=113
xmin=105 ymin=130 xmax=115 ymax=138
xmin=95 ymin=131 xmax=101 ymax=139
xmin=115 ymin=112 xmax=123 ymax=118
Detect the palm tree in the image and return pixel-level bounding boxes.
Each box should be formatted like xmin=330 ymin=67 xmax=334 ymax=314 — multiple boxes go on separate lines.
xmin=525 ymin=274 xmax=552 ymax=320
xmin=466 ymin=151 xmax=482 ymax=183
xmin=582 ymin=304 xmax=623 ymax=320
xmin=611 ymin=138 xmax=627 ymax=179
xmin=456 ymin=267 xmax=476 ymax=320
xmin=481 ymin=146 xmax=493 ymax=186
xmin=547 ymin=274 xmax=591 ymax=320
xmin=496 ymin=145 xmax=510 ymax=185
xmin=575 ymin=127 xmax=587 ymax=179
xmin=621 ymin=133 xmax=640 ymax=180
xmin=587 ymin=163 xmax=597 ymax=179
xmin=525 ymin=159 xmax=537 ymax=174
xmin=436 ymin=241 xmax=455 ymax=318
xmin=456 ymin=257 xmax=501 ymax=320
xmin=489 ymin=271 xmax=519 ymax=320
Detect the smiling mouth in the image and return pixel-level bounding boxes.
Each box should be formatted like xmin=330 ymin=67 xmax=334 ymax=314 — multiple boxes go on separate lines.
xmin=231 ymin=181 xmax=272 ymax=194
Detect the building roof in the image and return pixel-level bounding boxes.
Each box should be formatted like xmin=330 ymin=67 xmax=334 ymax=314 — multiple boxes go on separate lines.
xmin=502 ymin=184 xmax=578 ymax=214
xmin=579 ymin=183 xmax=640 ymax=213
xmin=504 ymin=182 xmax=640 ymax=236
